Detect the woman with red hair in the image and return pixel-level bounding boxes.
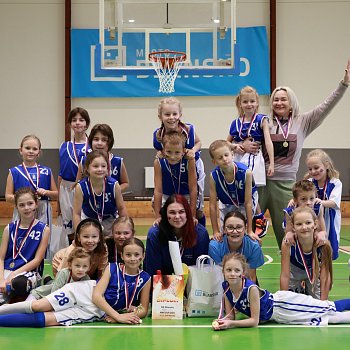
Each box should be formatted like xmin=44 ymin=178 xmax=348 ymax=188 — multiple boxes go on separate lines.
xmin=144 ymin=195 xmax=209 ymax=276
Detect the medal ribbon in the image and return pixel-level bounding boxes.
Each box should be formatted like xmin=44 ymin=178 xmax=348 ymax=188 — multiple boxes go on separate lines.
xmin=122 ymin=265 xmax=140 ymax=310
xmin=179 ymin=124 xmax=189 ymax=141
xmin=88 ymin=177 xmax=106 ymax=223
xmin=217 ymin=281 xmax=241 ymax=320
xmin=22 ymin=162 xmax=40 ymax=190
xmin=72 ymin=134 xmax=89 ymax=167
xmin=321 ymin=178 xmax=329 ymax=200
xmin=12 ymin=219 xmax=36 ymax=261
xmin=238 ymin=113 xmax=257 ymax=141
xmin=165 ymin=159 xmax=182 ymax=194
xmin=218 ymin=163 xmax=239 ymax=208
xmin=218 ymin=285 xmax=231 ymax=319
xmin=296 ymin=239 xmax=315 ymax=285
xmin=275 ymin=116 xmax=291 ymax=140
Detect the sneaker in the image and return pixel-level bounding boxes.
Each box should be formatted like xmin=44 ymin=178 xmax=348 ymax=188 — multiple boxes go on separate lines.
xmin=255 ymin=217 xmax=269 ymax=238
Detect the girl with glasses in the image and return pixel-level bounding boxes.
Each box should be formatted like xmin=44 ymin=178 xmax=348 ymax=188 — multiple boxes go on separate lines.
xmin=208 ymin=211 xmax=264 ymax=283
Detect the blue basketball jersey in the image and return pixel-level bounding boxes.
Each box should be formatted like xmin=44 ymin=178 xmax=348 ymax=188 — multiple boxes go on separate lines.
xmin=211 ymin=162 xmax=256 ymax=206
xmin=10 ymin=164 xmax=53 ymax=201
xmin=109 ymin=154 xmax=123 ymax=183
xmin=223 ymin=278 xmax=273 ymax=321
xmin=79 ymin=176 xmax=118 ymax=220
xmin=59 ymin=141 xmax=90 ymax=182
xmin=158 ymin=157 xmax=190 ymax=196
xmin=4 ymin=220 xmax=46 ymax=275
xmin=153 ymin=123 xmax=200 ymax=160
xmin=80 ymin=153 xmax=123 ymax=184
xmin=104 ymin=263 xmax=151 ymax=310
xmin=229 ymin=114 xmax=267 ymax=143
xmin=290 ymin=241 xmax=322 ymax=272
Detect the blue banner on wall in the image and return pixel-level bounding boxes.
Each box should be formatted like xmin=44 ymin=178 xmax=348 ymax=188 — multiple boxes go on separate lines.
xmin=71 ymin=27 xmax=270 ymax=97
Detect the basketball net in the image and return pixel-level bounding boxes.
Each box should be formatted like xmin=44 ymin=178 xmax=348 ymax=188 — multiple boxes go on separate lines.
xmin=149 ymin=51 xmax=186 ymax=94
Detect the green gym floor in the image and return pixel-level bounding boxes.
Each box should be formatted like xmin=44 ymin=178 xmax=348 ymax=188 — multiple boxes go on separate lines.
xmin=1 ymin=223 xmax=350 ymax=349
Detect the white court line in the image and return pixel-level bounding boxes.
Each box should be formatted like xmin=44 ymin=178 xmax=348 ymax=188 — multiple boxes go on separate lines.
xmin=256 ymin=246 xmax=281 ymax=249
xmin=48 ymin=324 xmax=350 ymax=329
xmin=339 ymin=248 xmax=350 ymax=255
xmin=264 ymin=262 xmax=348 ymax=265
xmin=263 ymin=255 xmax=273 ymax=265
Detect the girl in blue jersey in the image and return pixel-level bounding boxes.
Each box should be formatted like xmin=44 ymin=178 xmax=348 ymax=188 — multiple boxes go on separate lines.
xmin=283 ymin=180 xmax=327 ymax=247
xmin=305 ymin=149 xmax=342 ymax=260
xmin=73 ymin=149 xmax=128 ymax=237
xmin=89 ymin=124 xmax=129 ymax=192
xmin=75 ymin=123 xmax=130 ymax=193
xmin=0 ymin=237 xmax=150 ymax=327
xmin=0 ymin=187 xmax=50 ymax=304
xmin=58 ymin=108 xmax=91 ymax=242
xmin=5 ymin=135 xmax=58 ymax=234
xmin=153 ymin=97 xmax=206 ymax=225
xmin=281 ymin=207 xmax=332 ymax=300
xmin=153 ymin=131 xmax=197 ymax=224
xmin=92 ymin=237 xmax=151 ymax=323
xmin=212 ymin=252 xmax=350 ymax=329
xmin=209 ymin=140 xmax=259 ymax=242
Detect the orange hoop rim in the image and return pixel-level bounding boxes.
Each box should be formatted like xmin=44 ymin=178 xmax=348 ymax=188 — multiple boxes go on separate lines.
xmin=149 ymin=50 xmax=187 ymax=63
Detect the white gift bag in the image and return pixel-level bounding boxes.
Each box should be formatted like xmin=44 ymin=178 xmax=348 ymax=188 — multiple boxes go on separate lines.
xmin=186 ymin=255 xmax=224 ymax=317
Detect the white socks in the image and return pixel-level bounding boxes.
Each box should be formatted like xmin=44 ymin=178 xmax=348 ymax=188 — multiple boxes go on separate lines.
xmin=328 ymin=311 xmax=350 ymax=324
xmin=0 ymin=300 xmax=33 ymax=315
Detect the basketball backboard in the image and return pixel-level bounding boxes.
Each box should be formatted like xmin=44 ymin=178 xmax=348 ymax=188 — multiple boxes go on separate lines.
xmin=97 ymin=0 xmax=238 ymax=75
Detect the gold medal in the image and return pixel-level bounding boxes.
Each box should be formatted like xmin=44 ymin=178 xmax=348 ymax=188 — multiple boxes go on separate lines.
xmin=212 ymin=320 xmax=219 ymax=328
xmin=275 ymin=117 xmax=291 ymax=149
xmin=122 ymin=265 xmax=140 ymax=311
xmin=12 ymin=219 xmax=35 ymax=268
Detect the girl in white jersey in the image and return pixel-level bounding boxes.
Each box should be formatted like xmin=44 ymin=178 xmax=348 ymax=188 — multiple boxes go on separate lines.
xmin=305 ymin=149 xmax=341 ymax=260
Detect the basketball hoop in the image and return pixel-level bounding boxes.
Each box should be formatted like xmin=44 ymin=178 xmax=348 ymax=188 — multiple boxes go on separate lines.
xmin=149 ymin=51 xmax=186 ymax=94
